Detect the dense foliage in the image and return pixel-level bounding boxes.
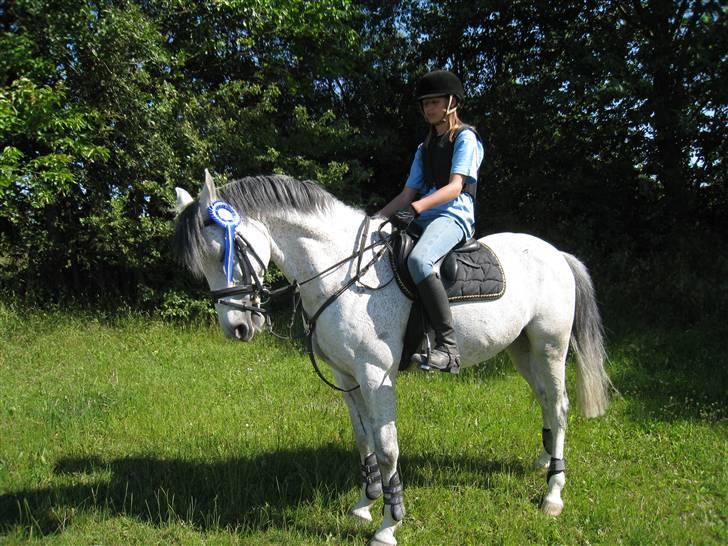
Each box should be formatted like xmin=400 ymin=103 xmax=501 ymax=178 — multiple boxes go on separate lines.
xmin=1 ymin=1 xmax=725 ymax=319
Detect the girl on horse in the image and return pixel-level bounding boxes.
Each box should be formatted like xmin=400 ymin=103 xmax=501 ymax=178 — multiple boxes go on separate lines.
xmin=378 ymin=70 xmax=484 ymax=372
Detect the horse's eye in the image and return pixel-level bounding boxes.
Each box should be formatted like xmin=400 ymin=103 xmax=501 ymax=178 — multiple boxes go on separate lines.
xmin=206 ymin=238 xmax=225 ymax=263
xmin=213 ymin=245 xmax=225 ymax=263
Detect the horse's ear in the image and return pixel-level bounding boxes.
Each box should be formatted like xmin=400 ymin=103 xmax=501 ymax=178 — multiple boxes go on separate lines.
xmin=199 ymin=169 xmax=217 ymax=206
xmin=174 ymin=187 xmax=194 ymax=214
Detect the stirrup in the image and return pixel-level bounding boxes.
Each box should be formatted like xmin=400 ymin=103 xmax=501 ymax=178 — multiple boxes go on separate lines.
xmin=410 ymin=352 xmax=427 ymax=367
xmin=418 ymin=350 xmax=460 ymax=374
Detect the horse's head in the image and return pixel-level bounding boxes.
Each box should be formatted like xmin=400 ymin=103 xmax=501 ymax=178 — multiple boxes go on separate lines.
xmin=174 ymin=170 xmax=271 ymax=341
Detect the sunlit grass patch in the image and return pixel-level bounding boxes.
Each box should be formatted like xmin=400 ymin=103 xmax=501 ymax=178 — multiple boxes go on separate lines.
xmin=1 ymin=303 xmax=726 ymax=544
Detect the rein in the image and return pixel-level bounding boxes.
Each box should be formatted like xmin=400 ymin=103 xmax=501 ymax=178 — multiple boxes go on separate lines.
xmin=205 ymin=212 xmax=393 ymax=393
xmin=302 ymin=216 xmax=392 ymax=392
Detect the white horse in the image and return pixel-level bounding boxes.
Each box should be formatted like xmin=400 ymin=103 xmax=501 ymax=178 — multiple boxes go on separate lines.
xmin=173 ymin=172 xmax=610 ymax=546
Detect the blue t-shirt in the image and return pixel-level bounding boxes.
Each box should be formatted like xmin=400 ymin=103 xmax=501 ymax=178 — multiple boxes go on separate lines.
xmin=404 ymin=129 xmax=484 ymax=239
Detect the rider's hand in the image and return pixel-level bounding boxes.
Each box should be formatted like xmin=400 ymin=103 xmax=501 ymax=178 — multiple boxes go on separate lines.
xmin=390 ymin=205 xmax=419 ymax=230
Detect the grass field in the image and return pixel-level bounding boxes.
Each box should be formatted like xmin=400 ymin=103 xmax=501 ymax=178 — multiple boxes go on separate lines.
xmin=0 ymin=302 xmax=726 ymax=545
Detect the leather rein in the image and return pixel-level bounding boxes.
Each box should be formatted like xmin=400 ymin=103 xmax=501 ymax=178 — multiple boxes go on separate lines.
xmin=204 ymin=214 xmax=393 ymax=393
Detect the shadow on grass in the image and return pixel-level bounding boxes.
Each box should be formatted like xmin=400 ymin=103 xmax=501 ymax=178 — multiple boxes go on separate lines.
xmin=0 ymin=445 xmax=526 ymax=538
xmin=604 ymin=317 xmax=728 ymax=423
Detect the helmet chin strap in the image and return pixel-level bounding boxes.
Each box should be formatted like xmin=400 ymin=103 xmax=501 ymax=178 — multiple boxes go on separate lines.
xmin=445 ymin=95 xmax=458 ymax=115
xmin=435 ymin=95 xmax=457 ymax=125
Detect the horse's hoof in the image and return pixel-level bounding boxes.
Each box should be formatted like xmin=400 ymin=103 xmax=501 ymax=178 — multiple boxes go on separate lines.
xmin=368 ymin=538 xmax=397 ymax=546
xmin=368 ymin=528 xmax=397 ymax=546
xmin=541 ymin=498 xmax=564 ymax=516
xmin=350 ymin=506 xmax=373 ymax=523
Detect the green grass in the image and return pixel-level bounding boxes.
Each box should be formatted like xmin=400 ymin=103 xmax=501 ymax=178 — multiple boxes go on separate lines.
xmin=1 ymin=303 xmax=726 ymax=545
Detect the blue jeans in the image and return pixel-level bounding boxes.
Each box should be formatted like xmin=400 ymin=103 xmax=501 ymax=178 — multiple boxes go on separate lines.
xmin=407 ymin=216 xmax=466 ymax=284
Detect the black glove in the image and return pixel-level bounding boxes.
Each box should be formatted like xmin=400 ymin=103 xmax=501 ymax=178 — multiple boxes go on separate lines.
xmin=390 ymin=205 xmax=419 ymax=230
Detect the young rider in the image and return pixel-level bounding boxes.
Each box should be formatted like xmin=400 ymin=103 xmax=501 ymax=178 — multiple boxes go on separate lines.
xmin=378 ymin=70 xmax=484 ymax=372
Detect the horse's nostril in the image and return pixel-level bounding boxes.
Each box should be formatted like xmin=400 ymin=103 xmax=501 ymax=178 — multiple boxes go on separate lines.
xmin=235 ymin=324 xmax=253 ymax=341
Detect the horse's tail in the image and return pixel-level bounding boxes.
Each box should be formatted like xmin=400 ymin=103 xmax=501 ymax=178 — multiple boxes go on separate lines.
xmin=562 ymin=252 xmax=611 ymax=418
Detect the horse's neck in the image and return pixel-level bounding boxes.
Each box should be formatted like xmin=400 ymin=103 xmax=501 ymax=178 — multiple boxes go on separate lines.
xmin=265 ymin=204 xmax=366 ymax=285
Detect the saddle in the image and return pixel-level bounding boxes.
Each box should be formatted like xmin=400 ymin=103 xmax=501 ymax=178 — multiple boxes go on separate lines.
xmin=388 ymin=228 xmax=506 ymax=302
xmin=388 ymin=227 xmax=506 ymax=370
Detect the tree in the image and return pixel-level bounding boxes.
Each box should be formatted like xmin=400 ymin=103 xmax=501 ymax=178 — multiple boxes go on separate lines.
xmin=617 ymin=0 xmax=727 ymax=228
xmin=406 ymin=0 xmax=726 ymax=247
xmin=0 ymin=0 xmax=725 ymax=315
xmin=0 ymin=0 xmax=375 ymax=302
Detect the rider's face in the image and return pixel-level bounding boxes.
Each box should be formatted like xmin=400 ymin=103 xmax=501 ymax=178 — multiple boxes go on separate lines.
xmin=421 ymin=96 xmax=451 ymax=126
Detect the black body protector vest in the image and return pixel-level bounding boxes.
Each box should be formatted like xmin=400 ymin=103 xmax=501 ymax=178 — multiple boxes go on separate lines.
xmin=421 ymin=126 xmax=481 ymax=200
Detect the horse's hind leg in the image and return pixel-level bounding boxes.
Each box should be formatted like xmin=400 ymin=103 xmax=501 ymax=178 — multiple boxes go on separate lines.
xmin=528 ymin=333 xmax=570 ymax=516
xmin=506 ymin=332 xmax=552 ymax=470
xmin=340 ymin=383 xmax=382 ymax=522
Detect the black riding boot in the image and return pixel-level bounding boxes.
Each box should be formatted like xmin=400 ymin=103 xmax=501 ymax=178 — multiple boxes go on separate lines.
xmin=412 ymin=273 xmax=461 ymax=373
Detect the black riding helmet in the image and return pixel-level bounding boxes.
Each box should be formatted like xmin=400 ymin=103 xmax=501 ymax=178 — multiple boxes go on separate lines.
xmin=415 ymin=70 xmax=464 ymax=102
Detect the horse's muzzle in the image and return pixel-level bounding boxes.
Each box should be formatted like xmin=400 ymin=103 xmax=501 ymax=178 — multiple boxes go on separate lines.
xmin=231 ymin=310 xmax=267 ymax=341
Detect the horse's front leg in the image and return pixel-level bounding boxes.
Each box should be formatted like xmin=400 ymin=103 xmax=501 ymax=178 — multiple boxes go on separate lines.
xmin=339 ymin=383 xmax=382 ymax=522
xmin=358 ymin=370 xmax=403 ymax=546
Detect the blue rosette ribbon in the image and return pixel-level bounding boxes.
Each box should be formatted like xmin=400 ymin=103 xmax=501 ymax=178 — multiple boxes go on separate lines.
xmin=208 ymin=201 xmax=241 ymax=284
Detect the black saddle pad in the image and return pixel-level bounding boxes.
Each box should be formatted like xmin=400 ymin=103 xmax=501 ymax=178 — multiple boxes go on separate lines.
xmin=388 ymin=229 xmax=506 ymax=302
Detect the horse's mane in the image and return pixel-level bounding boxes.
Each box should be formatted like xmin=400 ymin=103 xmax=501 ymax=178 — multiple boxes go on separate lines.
xmin=173 ymin=175 xmax=339 ymax=277
xmin=220 ymin=174 xmax=336 ymax=217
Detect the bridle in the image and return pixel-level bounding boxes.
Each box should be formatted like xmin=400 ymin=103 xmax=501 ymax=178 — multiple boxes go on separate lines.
xmin=202 ymin=207 xmax=395 ymax=393
xmin=204 ymin=217 xmax=276 ymax=318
